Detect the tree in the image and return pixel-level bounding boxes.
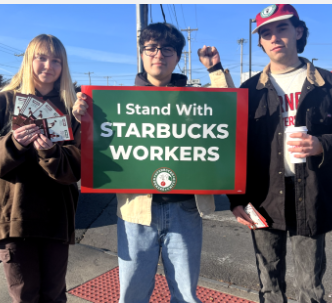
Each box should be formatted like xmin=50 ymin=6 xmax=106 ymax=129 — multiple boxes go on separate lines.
xmin=73 ymin=81 xmax=81 ymax=93
xmin=0 ymin=75 xmax=10 ymax=90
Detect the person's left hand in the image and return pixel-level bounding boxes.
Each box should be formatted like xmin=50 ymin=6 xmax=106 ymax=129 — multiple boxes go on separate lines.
xmin=288 ymin=132 xmax=323 ymax=158
xmin=33 ymin=134 xmax=54 ymax=150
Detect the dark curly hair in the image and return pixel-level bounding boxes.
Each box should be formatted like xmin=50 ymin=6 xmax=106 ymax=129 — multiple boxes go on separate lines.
xmin=258 ymin=16 xmax=309 ymax=54
xmin=139 ymin=23 xmax=186 ymax=57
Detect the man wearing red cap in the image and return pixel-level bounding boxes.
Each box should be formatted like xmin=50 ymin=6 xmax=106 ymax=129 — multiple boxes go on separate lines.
xmin=199 ymin=4 xmax=332 ymax=303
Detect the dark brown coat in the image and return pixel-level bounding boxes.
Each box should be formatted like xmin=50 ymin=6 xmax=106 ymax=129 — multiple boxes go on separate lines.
xmin=0 ymin=89 xmax=81 ymax=244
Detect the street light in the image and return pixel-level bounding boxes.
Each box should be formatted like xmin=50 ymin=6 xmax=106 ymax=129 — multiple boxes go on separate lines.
xmin=312 ymin=58 xmax=318 ymax=64
xmin=249 ymin=18 xmax=256 ymax=78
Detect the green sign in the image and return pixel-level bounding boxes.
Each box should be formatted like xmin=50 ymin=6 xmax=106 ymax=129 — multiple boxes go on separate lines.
xmin=81 ymin=86 xmax=248 ymax=194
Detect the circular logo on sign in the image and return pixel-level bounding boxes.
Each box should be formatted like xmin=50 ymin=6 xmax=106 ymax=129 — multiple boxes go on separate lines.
xmin=152 ymin=167 xmax=177 ymax=192
xmin=260 ymin=4 xmax=277 ymax=18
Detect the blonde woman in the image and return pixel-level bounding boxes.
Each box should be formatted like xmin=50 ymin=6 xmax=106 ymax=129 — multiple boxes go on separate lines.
xmin=0 ymin=34 xmax=81 ymax=303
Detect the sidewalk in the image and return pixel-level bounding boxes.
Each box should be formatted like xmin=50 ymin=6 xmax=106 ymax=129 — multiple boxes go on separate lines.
xmin=0 ymin=191 xmax=309 ymax=303
xmin=68 ymin=243 xmax=267 ymax=303
xmin=65 ymin=243 xmax=263 ymax=303
xmin=0 ymin=242 xmax=263 ymax=303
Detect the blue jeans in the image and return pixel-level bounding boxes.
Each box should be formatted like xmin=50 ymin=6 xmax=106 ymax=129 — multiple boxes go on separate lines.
xmin=117 ymin=199 xmax=203 ymax=303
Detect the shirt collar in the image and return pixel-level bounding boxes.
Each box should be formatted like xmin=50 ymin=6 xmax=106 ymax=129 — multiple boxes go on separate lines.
xmin=256 ymin=57 xmax=325 ymax=90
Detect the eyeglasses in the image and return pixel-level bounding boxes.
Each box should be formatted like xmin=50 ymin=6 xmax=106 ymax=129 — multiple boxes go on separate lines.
xmin=143 ymin=46 xmax=176 ymax=57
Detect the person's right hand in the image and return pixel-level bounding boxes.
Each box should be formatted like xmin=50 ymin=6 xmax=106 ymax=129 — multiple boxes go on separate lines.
xmin=72 ymin=92 xmax=89 ymax=123
xmin=13 ymin=124 xmax=40 ymax=147
xmin=232 ymin=205 xmax=256 ymax=229
xmin=197 ymin=45 xmax=221 ymax=69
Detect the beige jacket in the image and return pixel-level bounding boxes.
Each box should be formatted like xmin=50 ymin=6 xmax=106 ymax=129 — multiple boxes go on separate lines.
xmin=117 ymin=69 xmax=234 ymax=226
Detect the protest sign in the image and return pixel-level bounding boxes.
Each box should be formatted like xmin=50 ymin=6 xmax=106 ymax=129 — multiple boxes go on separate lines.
xmin=81 ymin=86 xmax=248 ymax=194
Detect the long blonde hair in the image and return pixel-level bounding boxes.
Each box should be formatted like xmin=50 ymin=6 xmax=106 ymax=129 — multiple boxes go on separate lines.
xmin=2 ymin=34 xmax=76 ymax=114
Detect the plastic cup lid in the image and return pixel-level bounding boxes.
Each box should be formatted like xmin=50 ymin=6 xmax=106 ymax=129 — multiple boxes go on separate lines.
xmin=284 ymin=126 xmax=308 ymax=133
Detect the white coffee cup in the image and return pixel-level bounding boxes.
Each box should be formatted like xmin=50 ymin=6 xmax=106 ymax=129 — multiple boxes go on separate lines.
xmin=285 ymin=126 xmax=308 ymax=163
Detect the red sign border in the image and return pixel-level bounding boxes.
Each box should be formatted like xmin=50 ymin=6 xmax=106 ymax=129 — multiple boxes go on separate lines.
xmin=81 ymin=86 xmax=248 ymax=194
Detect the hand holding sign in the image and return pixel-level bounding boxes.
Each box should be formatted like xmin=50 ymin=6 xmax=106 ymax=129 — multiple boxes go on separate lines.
xmin=73 ymin=92 xmax=89 ymax=123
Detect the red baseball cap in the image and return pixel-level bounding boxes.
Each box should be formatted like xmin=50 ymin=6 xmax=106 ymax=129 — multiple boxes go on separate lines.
xmin=252 ymin=4 xmax=299 ymax=34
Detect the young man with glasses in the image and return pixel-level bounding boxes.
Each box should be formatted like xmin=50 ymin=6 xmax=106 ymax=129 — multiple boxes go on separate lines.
xmin=73 ymin=22 xmax=233 ymax=303
xmin=199 ymin=4 xmax=332 ymax=303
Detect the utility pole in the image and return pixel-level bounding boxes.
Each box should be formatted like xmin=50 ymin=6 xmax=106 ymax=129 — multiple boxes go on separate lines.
xmin=84 ymin=72 xmax=94 ymax=85
xmin=136 ymin=4 xmax=148 ymax=73
xmin=249 ymin=19 xmax=256 ymax=79
xmin=182 ymin=51 xmax=189 ymax=76
xmin=181 ymin=27 xmax=198 ymax=84
xmin=237 ymin=38 xmax=247 ymax=84
xmin=103 ymin=76 xmax=112 ymax=86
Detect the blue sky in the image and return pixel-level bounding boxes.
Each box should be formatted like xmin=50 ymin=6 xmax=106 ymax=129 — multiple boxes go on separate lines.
xmin=0 ymin=4 xmax=331 ymax=87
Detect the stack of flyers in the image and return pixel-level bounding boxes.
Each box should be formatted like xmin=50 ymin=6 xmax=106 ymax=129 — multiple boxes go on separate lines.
xmin=20 ymin=95 xmax=44 ymax=122
xmin=35 ymin=99 xmax=63 ymax=119
xmin=12 ymin=93 xmax=29 ymax=130
xmin=244 ymin=203 xmax=269 ymax=229
xmin=12 ymin=93 xmax=64 ymax=131
xmin=34 ymin=116 xmax=74 ymax=142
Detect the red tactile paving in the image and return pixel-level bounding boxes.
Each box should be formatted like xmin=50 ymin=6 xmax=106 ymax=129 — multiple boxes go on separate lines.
xmin=69 ymin=267 xmax=256 ymax=303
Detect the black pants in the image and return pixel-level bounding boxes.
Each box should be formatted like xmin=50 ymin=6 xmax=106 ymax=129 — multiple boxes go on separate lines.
xmin=251 ymin=177 xmax=326 ymax=303
xmin=0 ymin=238 xmax=69 ymax=303
xmin=251 ymin=228 xmax=326 ymax=303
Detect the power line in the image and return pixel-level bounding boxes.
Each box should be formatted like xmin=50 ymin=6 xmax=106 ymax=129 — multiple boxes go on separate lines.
xmin=0 ymin=49 xmax=15 ymax=56
xmin=193 ymin=38 xmax=242 ymax=44
xmin=74 ymin=77 xmax=134 ymax=80
xmin=160 ymin=5 xmax=166 ymax=22
xmin=73 ymin=78 xmax=134 ymax=83
xmin=181 ymin=27 xmax=198 ymax=83
xmin=0 ymin=47 xmax=24 ymax=57
xmin=180 ymin=5 xmax=187 ymax=28
xmin=0 ymin=63 xmax=20 ymax=69
xmin=84 ymin=72 xmax=94 ymax=85
xmin=194 ymin=5 xmax=198 ymax=39
xmin=0 ymin=42 xmax=24 ymax=53
xmin=308 ymin=43 xmax=332 ymax=45
xmin=159 ymin=4 xmax=182 ymax=74
xmin=72 ymin=73 xmax=136 ymax=78
xmin=172 ymin=5 xmax=180 ymax=29
xmin=103 ymin=76 xmax=112 ymax=85
xmin=167 ymin=5 xmax=174 ymax=25
xmin=237 ymin=38 xmax=248 ymax=84
xmin=0 ymin=45 xmax=16 ymax=54
xmin=150 ymin=4 xmax=153 ymax=23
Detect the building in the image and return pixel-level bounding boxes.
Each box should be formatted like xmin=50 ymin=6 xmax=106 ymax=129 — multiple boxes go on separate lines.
xmin=241 ymin=71 xmax=260 ymax=84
